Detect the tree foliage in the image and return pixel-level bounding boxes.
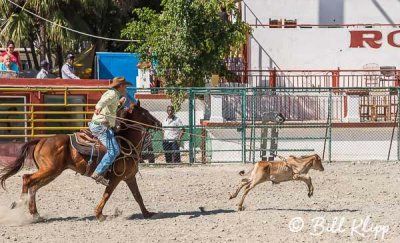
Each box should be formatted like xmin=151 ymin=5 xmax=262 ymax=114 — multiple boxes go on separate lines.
xmin=122 ymin=0 xmax=250 ymax=108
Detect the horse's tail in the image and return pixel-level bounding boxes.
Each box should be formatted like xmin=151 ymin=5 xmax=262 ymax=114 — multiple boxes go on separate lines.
xmin=0 ymin=139 xmax=40 ymax=190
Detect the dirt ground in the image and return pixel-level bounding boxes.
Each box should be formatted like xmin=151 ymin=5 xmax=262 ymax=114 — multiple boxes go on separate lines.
xmin=0 ymin=161 xmax=399 ymax=243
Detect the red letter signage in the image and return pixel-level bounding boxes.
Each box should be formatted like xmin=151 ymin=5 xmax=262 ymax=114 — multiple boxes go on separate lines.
xmin=388 ymin=30 xmax=400 ymax=47
xmin=349 ymin=31 xmax=382 ymax=48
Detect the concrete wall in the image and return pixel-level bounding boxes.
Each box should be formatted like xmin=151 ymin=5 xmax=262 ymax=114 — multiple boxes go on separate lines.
xmin=207 ymin=126 xmax=398 ymax=162
xmin=243 ymin=0 xmax=400 ymax=70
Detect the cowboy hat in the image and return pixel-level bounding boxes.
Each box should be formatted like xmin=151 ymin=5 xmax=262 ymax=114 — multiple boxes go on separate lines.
xmin=110 ymin=76 xmax=132 ymax=88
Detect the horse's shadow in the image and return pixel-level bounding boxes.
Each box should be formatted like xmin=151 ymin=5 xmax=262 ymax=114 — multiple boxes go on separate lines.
xmin=33 ymin=208 xmax=235 ymax=223
xmin=31 ymin=207 xmax=357 ymax=223
xmin=34 ymin=215 xmax=97 ymax=224
xmin=128 ymin=208 xmax=236 ymax=220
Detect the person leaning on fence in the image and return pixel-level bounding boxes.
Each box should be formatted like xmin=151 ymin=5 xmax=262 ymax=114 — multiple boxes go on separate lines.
xmin=89 ymin=76 xmax=131 ymax=186
xmin=36 ymin=60 xmax=50 ymax=79
xmin=162 ymin=106 xmax=185 ymax=163
xmin=61 ymin=53 xmax=80 ymax=79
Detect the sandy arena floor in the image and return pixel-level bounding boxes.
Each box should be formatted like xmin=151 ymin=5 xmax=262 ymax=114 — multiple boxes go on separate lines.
xmin=0 ymin=162 xmax=399 ymax=242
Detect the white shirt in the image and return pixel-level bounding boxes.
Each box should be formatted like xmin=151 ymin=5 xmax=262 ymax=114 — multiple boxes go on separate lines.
xmin=61 ymin=63 xmax=80 ymax=79
xmin=162 ymin=116 xmax=183 ymax=140
xmin=36 ymin=69 xmax=49 ymax=79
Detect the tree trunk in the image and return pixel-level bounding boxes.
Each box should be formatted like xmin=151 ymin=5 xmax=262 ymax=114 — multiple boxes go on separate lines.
xmin=28 ymin=36 xmax=39 ymax=70
xmin=56 ymin=44 xmax=63 ymax=78
xmin=46 ymin=38 xmax=53 ymax=69
xmin=23 ymin=45 xmax=32 ymax=69
xmin=39 ymin=22 xmax=47 ymax=61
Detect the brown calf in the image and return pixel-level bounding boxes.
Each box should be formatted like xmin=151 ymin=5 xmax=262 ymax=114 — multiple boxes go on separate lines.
xmin=229 ymin=154 xmax=324 ymax=211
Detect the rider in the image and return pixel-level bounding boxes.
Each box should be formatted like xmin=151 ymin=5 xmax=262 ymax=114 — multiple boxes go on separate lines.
xmin=90 ymin=76 xmax=131 ymax=186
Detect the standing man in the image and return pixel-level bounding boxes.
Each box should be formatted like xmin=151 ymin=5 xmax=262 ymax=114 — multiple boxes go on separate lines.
xmin=162 ymin=106 xmax=185 ymax=163
xmin=89 ymin=76 xmax=131 ymax=186
xmin=36 ymin=60 xmax=50 ymax=79
xmin=61 ymin=53 xmax=80 ymax=79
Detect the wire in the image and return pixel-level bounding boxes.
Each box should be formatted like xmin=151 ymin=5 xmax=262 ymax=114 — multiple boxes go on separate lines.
xmin=5 ymin=0 xmax=141 ymax=43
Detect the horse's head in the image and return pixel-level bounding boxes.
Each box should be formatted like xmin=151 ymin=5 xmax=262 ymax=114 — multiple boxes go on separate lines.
xmin=117 ymin=101 xmax=162 ymax=132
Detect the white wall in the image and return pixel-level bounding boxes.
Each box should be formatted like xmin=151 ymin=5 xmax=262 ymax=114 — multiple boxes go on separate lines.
xmin=250 ymin=27 xmax=399 ymax=70
xmin=244 ymin=0 xmax=400 ymax=70
xmin=243 ymin=0 xmax=400 ymax=25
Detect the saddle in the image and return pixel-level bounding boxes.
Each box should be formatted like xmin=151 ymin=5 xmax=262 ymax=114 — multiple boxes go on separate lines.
xmin=70 ymin=129 xmax=107 ymax=157
xmin=70 ymin=129 xmax=107 ymax=176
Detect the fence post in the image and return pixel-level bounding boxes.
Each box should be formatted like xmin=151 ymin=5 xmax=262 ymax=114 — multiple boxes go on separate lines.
xmin=251 ymin=87 xmax=256 ymax=163
xmin=241 ymin=89 xmax=247 ymax=163
xmin=328 ymin=88 xmax=333 ymax=162
xmin=332 ymin=68 xmax=340 ymax=93
xmin=397 ymin=88 xmax=400 ymax=161
xmin=188 ymin=89 xmax=195 ymax=164
xmin=269 ymin=68 xmax=277 ymax=90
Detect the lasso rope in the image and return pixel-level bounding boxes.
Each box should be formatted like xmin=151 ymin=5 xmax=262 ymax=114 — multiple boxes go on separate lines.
xmin=104 ymin=114 xmax=207 ymax=139
xmin=111 ymin=125 xmax=147 ymax=177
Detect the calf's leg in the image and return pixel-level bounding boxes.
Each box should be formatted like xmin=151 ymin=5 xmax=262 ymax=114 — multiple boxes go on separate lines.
xmin=295 ymin=174 xmax=314 ymax=197
xmin=229 ymin=178 xmax=251 ymax=200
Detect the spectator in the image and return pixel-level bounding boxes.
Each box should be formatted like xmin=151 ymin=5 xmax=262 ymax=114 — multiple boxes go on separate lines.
xmin=0 ymin=40 xmax=22 ymax=70
xmin=162 ymin=105 xmax=185 ymax=163
xmin=36 ymin=60 xmax=50 ymax=79
xmin=61 ymin=53 xmax=80 ymax=79
xmin=150 ymin=76 xmax=161 ymax=94
xmin=0 ymin=54 xmax=19 ymax=74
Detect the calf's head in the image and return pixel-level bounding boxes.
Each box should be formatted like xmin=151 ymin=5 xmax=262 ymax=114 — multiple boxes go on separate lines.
xmin=311 ymin=154 xmax=324 ymax=171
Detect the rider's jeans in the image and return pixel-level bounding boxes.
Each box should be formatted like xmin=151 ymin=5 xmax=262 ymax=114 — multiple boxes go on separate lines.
xmin=89 ymin=122 xmax=120 ymax=175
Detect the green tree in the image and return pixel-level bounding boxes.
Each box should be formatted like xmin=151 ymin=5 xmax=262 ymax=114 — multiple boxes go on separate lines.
xmin=121 ymin=0 xmax=250 ymax=109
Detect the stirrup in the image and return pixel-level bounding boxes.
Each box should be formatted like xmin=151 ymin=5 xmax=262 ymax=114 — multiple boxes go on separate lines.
xmin=91 ymin=173 xmax=109 ymax=186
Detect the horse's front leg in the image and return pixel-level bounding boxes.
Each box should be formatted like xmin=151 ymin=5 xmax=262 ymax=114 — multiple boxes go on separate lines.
xmin=125 ymin=177 xmax=155 ymax=218
xmin=95 ymin=176 xmax=122 ymax=221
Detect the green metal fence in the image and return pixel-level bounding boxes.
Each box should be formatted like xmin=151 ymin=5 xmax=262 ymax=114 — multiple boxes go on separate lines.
xmin=0 ymin=86 xmax=399 ymax=163
xmin=138 ymin=86 xmax=399 ymax=163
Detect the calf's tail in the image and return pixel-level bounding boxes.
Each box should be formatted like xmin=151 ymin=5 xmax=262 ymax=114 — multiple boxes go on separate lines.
xmin=239 ymin=165 xmax=254 ymax=176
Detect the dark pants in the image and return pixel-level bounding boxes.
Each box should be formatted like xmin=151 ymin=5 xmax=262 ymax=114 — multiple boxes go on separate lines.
xmin=163 ymin=140 xmax=181 ymax=163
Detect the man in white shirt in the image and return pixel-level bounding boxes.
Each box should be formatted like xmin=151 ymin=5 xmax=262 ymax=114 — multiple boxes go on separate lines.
xmin=162 ymin=106 xmax=185 ymax=163
xmin=61 ymin=53 xmax=80 ymax=79
xmin=36 ymin=60 xmax=50 ymax=79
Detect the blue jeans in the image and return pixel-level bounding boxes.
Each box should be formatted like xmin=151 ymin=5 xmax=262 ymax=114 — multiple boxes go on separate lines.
xmin=163 ymin=140 xmax=181 ymax=163
xmin=89 ymin=122 xmax=120 ymax=175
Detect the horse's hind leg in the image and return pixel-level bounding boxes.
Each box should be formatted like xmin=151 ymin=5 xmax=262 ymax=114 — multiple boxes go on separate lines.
xmin=125 ymin=177 xmax=155 ymax=218
xmin=95 ymin=176 xmax=122 ymax=221
xmin=20 ymin=169 xmax=61 ymax=218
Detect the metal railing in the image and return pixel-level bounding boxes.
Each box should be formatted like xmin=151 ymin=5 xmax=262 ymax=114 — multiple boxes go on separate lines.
xmin=0 ymin=86 xmax=399 ymax=163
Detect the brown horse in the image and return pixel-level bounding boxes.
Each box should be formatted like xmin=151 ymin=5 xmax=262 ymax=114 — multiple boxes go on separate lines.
xmin=0 ymin=103 xmax=162 ymax=221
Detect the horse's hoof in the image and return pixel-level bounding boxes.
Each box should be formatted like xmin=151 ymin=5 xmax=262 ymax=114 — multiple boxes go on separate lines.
xmin=97 ymin=214 xmax=107 ymax=222
xmin=33 ymin=214 xmax=45 ymax=223
xmin=308 ymin=192 xmax=313 ymax=198
xmin=238 ymin=206 xmax=244 ymax=211
xmin=143 ymin=211 xmax=156 ymax=219
xmin=10 ymin=201 xmax=17 ymax=209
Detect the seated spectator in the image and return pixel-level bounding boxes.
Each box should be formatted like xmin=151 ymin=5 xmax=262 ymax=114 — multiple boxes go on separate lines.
xmin=61 ymin=53 xmax=80 ymax=79
xmin=0 ymin=40 xmax=22 ymax=70
xmin=0 ymin=54 xmax=19 ymax=74
xmin=36 ymin=60 xmax=50 ymax=79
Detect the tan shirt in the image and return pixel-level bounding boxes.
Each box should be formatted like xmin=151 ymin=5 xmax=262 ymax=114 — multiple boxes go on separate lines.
xmin=91 ymin=89 xmax=120 ymax=127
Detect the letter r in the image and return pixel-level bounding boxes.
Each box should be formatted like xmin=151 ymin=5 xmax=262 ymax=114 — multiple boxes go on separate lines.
xmin=350 ymin=31 xmax=382 ymax=48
